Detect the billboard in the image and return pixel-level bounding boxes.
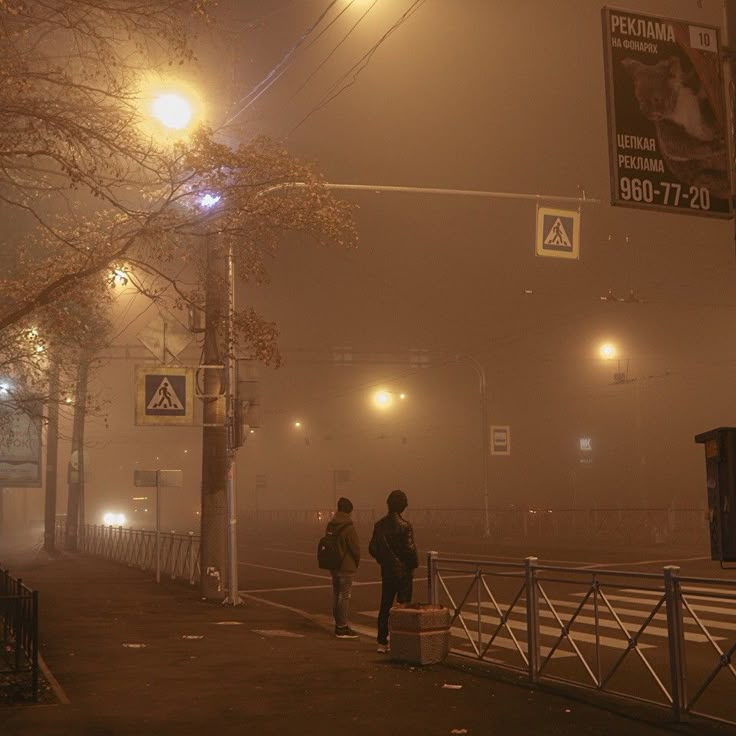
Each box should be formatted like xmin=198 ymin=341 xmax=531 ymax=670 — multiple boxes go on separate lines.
xmin=0 ymin=407 xmax=42 ymax=487
xmin=602 ymin=8 xmax=731 ymax=218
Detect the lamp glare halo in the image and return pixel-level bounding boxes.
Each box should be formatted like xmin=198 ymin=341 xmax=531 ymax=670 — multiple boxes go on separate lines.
xmin=152 ymin=93 xmax=192 ymax=130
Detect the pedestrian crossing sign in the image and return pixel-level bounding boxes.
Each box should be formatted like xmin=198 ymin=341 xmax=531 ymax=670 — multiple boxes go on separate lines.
xmin=535 ymin=207 xmax=580 ymax=260
xmin=135 ymin=366 xmax=194 ymax=426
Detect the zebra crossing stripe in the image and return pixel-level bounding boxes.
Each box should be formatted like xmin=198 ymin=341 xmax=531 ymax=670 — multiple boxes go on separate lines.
xmin=477 ymin=601 xmax=719 ymax=643
xmin=573 ymin=591 xmax=736 ymax=618
xmin=359 ymin=609 xmax=653 ymax=651
xmin=530 ymin=597 xmax=736 ymax=633
xmin=448 ymin=626 xmax=575 ymax=660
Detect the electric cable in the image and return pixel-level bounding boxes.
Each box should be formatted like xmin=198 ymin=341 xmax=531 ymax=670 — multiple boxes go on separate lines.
xmin=288 ymin=0 xmax=426 ymax=136
xmin=223 ymin=0 xmax=342 ymax=127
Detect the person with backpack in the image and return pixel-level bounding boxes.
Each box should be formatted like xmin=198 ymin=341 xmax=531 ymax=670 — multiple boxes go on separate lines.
xmin=318 ymin=497 xmax=361 ymax=639
xmin=368 ymin=489 xmax=419 ymax=653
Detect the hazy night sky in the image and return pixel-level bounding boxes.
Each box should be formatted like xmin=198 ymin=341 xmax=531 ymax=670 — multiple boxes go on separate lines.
xmin=43 ymin=0 xmax=736 ymax=527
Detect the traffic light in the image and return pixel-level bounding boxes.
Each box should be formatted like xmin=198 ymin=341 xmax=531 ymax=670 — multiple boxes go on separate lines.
xmin=694 ymin=427 xmax=736 ymax=562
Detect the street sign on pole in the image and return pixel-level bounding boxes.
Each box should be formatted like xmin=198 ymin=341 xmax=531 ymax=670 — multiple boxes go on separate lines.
xmin=490 ymin=426 xmax=511 ymax=456
xmin=602 ymin=7 xmax=731 ymax=218
xmin=132 ymin=469 xmax=182 ymax=584
xmin=535 ymin=207 xmax=580 ymax=259
xmin=135 ymin=366 xmax=194 ymax=426
xmin=137 ymin=309 xmax=193 ymax=364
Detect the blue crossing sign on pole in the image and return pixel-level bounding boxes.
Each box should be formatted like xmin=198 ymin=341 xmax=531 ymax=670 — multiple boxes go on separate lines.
xmin=535 ymin=207 xmax=580 ymax=260
xmin=135 ymin=366 xmax=194 ymax=426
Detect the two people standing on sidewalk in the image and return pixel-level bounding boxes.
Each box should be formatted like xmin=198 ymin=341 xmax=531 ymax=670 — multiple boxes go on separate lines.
xmin=321 ymin=489 xmax=418 ymax=651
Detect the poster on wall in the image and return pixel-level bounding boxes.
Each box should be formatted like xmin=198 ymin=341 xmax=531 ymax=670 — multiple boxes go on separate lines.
xmin=602 ymin=7 xmax=732 ymax=218
xmin=0 ymin=407 xmax=42 ymax=487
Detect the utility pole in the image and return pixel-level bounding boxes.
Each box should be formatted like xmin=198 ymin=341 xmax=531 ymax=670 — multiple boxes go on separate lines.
xmin=223 ymin=242 xmax=242 ymax=605
xmin=43 ymin=359 xmax=60 ymax=554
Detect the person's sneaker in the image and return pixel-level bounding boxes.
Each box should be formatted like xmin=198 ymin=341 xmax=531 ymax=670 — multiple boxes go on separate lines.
xmin=335 ymin=627 xmax=359 ymax=639
xmin=376 ymin=642 xmax=390 ymax=653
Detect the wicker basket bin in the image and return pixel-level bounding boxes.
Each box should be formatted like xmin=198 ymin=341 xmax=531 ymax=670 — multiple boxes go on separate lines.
xmin=389 ymin=603 xmax=451 ymax=665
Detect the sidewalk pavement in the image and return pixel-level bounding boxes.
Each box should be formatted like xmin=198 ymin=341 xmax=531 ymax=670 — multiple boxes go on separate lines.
xmin=0 ymin=551 xmax=732 ymax=736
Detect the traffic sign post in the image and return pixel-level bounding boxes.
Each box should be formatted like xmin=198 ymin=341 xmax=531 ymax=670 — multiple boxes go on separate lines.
xmin=135 ymin=366 xmax=194 ymax=426
xmin=134 ymin=469 xmax=182 ymax=583
xmin=491 ymin=426 xmax=511 ymax=456
xmin=535 ymin=207 xmax=580 ymax=259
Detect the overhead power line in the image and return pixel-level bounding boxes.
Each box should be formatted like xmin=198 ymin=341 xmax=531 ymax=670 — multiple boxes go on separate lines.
xmin=288 ymin=0 xmax=379 ymax=103
xmin=223 ymin=0 xmax=342 ymax=127
xmin=288 ymin=0 xmax=426 ymax=136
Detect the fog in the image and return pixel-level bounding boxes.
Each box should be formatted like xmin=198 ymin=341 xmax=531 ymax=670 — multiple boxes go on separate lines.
xmin=3 ymin=0 xmax=734 ymax=531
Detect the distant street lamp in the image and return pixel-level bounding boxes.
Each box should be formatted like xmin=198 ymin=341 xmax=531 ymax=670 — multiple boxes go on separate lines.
xmin=599 ymin=342 xmax=617 ymax=360
xmin=371 ymin=389 xmax=407 ymax=410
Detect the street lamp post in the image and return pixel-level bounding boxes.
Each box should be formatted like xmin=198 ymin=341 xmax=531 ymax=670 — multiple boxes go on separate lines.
xmin=223 ymin=239 xmax=242 ymax=605
xmin=149 ymin=90 xmax=241 ymax=604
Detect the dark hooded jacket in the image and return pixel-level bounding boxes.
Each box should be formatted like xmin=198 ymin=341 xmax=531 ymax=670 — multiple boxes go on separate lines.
xmin=326 ymin=511 xmax=361 ymax=573
xmin=368 ymin=512 xmax=418 ymax=577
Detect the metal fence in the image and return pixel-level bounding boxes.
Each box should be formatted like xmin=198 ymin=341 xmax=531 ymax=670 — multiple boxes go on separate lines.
xmin=56 ymin=523 xmax=201 ymax=585
xmin=427 ymin=552 xmax=736 ymax=726
xmin=0 ymin=568 xmax=39 ymax=700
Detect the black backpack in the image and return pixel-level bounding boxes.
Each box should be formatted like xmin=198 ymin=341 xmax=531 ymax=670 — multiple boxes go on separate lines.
xmin=317 ymin=521 xmax=352 ymax=570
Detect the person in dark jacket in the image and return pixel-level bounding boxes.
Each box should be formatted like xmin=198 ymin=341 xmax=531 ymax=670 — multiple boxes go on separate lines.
xmin=326 ymin=497 xmax=361 ymax=639
xmin=368 ymin=489 xmax=418 ymax=652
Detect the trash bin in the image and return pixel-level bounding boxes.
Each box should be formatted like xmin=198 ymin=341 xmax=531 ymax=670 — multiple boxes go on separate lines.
xmin=389 ymin=603 xmax=451 ymax=665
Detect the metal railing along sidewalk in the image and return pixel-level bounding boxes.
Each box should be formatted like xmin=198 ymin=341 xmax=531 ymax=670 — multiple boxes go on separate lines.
xmin=56 ymin=522 xmax=201 ymax=585
xmin=427 ymin=552 xmax=736 ymax=727
xmin=0 ymin=567 xmax=39 ymax=700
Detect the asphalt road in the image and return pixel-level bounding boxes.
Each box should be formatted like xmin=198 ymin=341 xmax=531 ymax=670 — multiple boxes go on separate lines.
xmin=235 ymin=527 xmax=736 ymax=726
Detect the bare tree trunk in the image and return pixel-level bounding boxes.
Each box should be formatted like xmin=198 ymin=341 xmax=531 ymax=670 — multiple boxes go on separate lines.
xmin=65 ymin=354 xmax=90 ymax=552
xmin=200 ymin=240 xmax=228 ymax=600
xmin=44 ymin=359 xmax=60 ymax=554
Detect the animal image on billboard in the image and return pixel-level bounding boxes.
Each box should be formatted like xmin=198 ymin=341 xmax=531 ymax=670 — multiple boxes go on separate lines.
xmin=602 ymin=8 xmax=731 ymax=217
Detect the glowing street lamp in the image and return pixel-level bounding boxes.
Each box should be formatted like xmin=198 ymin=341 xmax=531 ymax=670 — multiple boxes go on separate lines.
xmin=151 ymin=92 xmax=193 ymax=130
xmin=373 ymin=390 xmax=393 ymax=409
xmin=599 ymin=342 xmax=617 ymax=360
xmin=371 ymin=389 xmax=408 ymax=410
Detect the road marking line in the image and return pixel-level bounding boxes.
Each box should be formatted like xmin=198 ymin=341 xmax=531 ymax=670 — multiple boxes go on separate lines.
xmin=238 ymin=561 xmax=329 ymax=580
xmin=240 ymin=574 xmax=473 ymax=595
xmin=240 ymin=593 xmax=375 ymax=638
xmin=358 ymin=610 xmax=653 ymax=651
xmin=448 ymin=626 xmax=576 ymax=660
xmin=475 ymin=602 xmax=719 ymax=643
xmin=260 ymin=547 xmax=317 ymax=557
xmin=438 ymin=551 xmax=600 ymax=566
xmin=572 ymin=591 xmax=736 ymax=618
xmin=579 ymin=556 xmax=710 ymax=569
xmin=479 ymin=598 xmax=736 ymax=634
